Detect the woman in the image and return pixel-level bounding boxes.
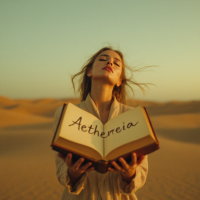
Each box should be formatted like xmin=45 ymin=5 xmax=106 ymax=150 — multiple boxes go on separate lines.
xmin=53 ymin=47 xmax=148 ymax=200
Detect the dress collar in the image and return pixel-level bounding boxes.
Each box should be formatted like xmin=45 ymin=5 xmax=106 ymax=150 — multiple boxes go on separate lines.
xmin=84 ymin=93 xmax=119 ymax=121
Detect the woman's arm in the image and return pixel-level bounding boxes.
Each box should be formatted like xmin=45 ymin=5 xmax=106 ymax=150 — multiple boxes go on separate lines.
xmin=55 ymin=152 xmax=87 ymax=194
xmin=108 ymin=152 xmax=148 ymax=194
xmin=57 ymin=152 xmax=94 ymax=187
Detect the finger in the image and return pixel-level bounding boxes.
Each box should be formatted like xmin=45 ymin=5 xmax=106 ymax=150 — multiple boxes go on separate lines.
xmin=73 ymin=158 xmax=84 ymax=171
xmin=79 ymin=162 xmax=92 ymax=172
xmin=85 ymin=167 xmax=95 ymax=173
xmin=58 ymin=152 xmax=65 ymax=160
xmin=108 ymin=167 xmax=117 ymax=172
xmin=66 ymin=153 xmax=73 ymax=167
xmin=137 ymin=155 xmax=145 ymax=165
xmin=111 ymin=161 xmax=122 ymax=171
xmin=130 ymin=152 xmax=137 ymax=166
xmin=119 ymin=157 xmax=129 ymax=171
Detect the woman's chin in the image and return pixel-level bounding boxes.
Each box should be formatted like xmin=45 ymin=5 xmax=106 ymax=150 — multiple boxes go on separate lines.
xmin=92 ymin=77 xmax=117 ymax=86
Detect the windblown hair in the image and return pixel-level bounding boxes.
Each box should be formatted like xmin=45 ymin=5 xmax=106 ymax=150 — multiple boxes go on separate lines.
xmin=71 ymin=47 xmax=151 ymax=105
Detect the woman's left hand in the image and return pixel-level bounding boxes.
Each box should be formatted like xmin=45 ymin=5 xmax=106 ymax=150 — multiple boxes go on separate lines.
xmin=108 ymin=152 xmax=145 ymax=183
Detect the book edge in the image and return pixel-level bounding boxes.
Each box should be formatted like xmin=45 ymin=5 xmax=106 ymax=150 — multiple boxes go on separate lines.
xmin=143 ymin=107 xmax=159 ymax=145
xmin=52 ymin=143 xmax=98 ymax=162
xmin=51 ymin=103 xmax=67 ymax=146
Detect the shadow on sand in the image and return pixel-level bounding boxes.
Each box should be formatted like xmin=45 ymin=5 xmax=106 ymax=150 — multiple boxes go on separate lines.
xmin=157 ymin=128 xmax=200 ymax=145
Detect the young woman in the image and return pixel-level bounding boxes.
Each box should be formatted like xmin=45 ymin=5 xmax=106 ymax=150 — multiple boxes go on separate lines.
xmin=53 ymin=47 xmax=148 ymax=200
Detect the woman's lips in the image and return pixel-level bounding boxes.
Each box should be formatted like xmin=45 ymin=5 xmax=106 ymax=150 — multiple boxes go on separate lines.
xmin=103 ymin=66 xmax=113 ymax=72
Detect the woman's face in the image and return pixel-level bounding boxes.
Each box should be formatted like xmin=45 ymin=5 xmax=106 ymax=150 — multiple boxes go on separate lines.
xmin=87 ymin=50 xmax=122 ymax=87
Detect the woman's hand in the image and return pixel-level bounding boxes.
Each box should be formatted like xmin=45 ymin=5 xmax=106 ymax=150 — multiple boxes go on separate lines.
xmin=108 ymin=152 xmax=145 ymax=183
xmin=58 ymin=153 xmax=94 ymax=185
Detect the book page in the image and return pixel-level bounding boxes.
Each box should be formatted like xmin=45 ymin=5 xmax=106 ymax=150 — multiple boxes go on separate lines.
xmin=104 ymin=106 xmax=154 ymax=158
xmin=58 ymin=103 xmax=104 ymax=157
xmin=54 ymin=138 xmax=104 ymax=160
xmin=105 ymin=136 xmax=155 ymax=160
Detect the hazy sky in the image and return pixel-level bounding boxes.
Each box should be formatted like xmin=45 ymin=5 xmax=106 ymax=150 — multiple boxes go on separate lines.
xmin=0 ymin=0 xmax=200 ymax=102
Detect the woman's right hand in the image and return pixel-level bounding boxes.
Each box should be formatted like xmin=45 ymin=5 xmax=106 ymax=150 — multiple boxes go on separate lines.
xmin=58 ymin=153 xmax=94 ymax=184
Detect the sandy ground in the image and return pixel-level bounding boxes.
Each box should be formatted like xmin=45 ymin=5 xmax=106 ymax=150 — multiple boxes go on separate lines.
xmin=0 ymin=96 xmax=200 ymax=200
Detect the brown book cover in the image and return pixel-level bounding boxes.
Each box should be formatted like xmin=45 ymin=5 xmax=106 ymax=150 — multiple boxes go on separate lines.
xmin=51 ymin=103 xmax=159 ymax=173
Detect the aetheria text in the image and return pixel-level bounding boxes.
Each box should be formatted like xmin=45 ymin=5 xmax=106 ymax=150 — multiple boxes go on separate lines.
xmin=68 ymin=117 xmax=138 ymax=138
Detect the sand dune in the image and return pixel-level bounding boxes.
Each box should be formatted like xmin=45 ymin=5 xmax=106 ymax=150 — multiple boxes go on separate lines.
xmin=7 ymin=103 xmax=63 ymax=118
xmin=1 ymin=96 xmax=200 ymax=130
xmin=0 ymin=109 xmax=53 ymax=128
xmin=0 ymin=96 xmax=80 ymax=118
xmin=0 ymin=96 xmax=200 ymax=200
xmin=0 ymin=96 xmax=17 ymax=108
xmin=0 ymin=96 xmax=81 ymax=128
xmin=146 ymin=100 xmax=200 ymax=116
xmin=151 ymin=113 xmax=200 ymax=129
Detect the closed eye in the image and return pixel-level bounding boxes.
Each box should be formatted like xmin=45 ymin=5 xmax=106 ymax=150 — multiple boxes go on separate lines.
xmin=99 ymin=58 xmax=120 ymax=66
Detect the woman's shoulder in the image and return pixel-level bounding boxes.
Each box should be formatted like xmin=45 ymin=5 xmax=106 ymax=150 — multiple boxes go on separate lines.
xmin=118 ymin=101 xmax=135 ymax=113
xmin=74 ymin=101 xmax=87 ymax=110
xmin=54 ymin=106 xmax=63 ymax=120
xmin=55 ymin=106 xmax=63 ymax=114
xmin=54 ymin=101 xmax=86 ymax=117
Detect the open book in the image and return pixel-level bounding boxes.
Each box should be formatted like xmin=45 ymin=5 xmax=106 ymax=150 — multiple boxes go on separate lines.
xmin=51 ymin=103 xmax=159 ymax=173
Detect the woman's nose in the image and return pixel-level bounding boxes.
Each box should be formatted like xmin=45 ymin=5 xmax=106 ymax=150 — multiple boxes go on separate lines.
xmin=107 ymin=60 xmax=113 ymax=66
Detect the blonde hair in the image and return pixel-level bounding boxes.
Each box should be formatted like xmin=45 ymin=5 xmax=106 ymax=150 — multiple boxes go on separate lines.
xmin=71 ymin=47 xmax=151 ymax=105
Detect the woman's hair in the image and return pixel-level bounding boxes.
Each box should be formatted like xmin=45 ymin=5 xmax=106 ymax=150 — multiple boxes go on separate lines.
xmin=71 ymin=46 xmax=151 ymax=105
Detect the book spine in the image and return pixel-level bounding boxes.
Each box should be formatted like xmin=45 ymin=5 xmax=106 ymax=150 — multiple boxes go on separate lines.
xmin=96 ymin=160 xmax=109 ymax=173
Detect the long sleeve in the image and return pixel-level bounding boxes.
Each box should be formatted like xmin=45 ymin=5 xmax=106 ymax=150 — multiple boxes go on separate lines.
xmin=53 ymin=107 xmax=87 ymax=195
xmin=117 ymin=155 xmax=148 ymax=195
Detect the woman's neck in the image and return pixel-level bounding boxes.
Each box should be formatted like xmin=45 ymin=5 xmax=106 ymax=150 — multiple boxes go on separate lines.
xmin=90 ymin=82 xmax=114 ymax=113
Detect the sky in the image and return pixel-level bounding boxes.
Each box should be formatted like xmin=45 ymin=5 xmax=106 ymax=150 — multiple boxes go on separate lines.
xmin=0 ymin=0 xmax=200 ymax=102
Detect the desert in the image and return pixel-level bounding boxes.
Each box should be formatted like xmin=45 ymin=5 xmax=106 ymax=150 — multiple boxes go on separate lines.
xmin=0 ymin=96 xmax=200 ymax=200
